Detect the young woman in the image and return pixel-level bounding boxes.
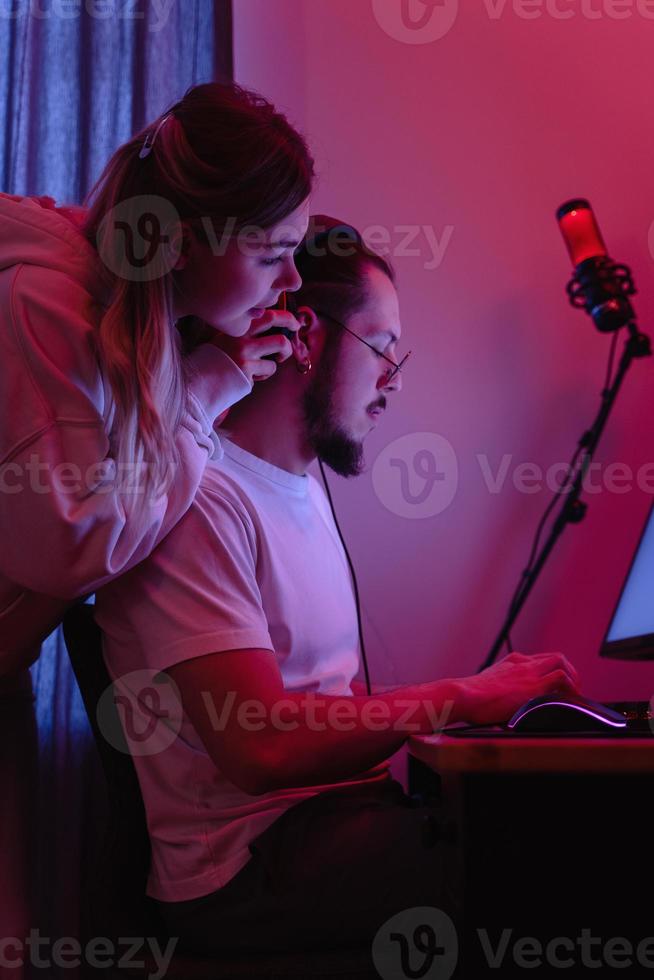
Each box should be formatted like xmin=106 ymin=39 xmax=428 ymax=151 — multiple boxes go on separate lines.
xmin=0 ymin=82 xmax=313 ymax=674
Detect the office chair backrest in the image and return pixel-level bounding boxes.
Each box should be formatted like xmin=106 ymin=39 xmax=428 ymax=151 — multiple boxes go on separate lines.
xmin=62 ymin=603 xmax=159 ymax=938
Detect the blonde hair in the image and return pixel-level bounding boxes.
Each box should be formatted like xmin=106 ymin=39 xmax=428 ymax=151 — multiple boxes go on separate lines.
xmin=83 ymin=82 xmax=314 ymax=498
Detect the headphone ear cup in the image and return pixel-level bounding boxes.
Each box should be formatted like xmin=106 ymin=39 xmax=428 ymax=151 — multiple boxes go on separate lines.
xmin=259 ymin=326 xmax=296 ymax=342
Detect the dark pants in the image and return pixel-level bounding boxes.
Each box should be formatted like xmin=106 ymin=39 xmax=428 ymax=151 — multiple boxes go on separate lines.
xmin=156 ymin=777 xmax=460 ymax=955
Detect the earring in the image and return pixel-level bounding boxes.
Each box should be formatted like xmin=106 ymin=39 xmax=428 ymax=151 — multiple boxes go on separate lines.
xmin=296 ymin=358 xmax=312 ymax=375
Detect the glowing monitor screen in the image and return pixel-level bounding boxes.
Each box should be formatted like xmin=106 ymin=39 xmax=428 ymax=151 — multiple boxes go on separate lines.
xmin=602 ymin=503 xmax=654 ymax=660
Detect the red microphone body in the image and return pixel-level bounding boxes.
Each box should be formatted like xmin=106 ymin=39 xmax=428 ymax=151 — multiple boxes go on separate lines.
xmin=556 ymin=199 xmax=636 ymax=333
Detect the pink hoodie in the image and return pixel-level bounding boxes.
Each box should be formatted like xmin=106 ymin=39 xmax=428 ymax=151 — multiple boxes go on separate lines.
xmin=0 ymin=193 xmax=252 ymax=672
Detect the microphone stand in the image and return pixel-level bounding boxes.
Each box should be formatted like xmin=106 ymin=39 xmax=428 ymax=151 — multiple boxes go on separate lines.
xmin=480 ymin=321 xmax=651 ymax=671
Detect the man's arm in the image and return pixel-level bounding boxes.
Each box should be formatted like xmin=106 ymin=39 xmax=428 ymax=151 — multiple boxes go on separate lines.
xmin=350 ymin=679 xmax=399 ymax=696
xmin=167 ymin=649 xmax=580 ymax=796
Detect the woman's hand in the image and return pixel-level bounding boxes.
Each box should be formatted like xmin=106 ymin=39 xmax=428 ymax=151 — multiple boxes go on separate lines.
xmin=208 ymin=310 xmax=301 ymax=385
xmin=455 ymin=652 xmax=582 ymax=726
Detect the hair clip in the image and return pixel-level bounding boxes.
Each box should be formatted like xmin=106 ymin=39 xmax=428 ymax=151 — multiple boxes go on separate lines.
xmin=138 ymin=113 xmax=172 ymax=160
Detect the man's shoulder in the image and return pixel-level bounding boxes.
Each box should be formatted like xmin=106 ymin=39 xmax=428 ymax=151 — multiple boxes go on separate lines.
xmin=197 ymin=456 xmax=255 ymax=518
xmin=98 ymin=458 xmax=258 ymax=604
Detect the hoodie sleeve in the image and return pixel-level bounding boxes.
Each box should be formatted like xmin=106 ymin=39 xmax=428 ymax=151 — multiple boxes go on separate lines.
xmin=0 ymin=264 xmax=252 ymax=598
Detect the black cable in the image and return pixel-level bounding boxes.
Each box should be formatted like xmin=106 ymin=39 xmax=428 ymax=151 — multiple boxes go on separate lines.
xmin=318 ymin=458 xmax=372 ymax=697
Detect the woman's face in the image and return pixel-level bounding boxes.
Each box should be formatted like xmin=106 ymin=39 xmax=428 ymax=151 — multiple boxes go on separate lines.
xmin=172 ymin=200 xmax=310 ymax=336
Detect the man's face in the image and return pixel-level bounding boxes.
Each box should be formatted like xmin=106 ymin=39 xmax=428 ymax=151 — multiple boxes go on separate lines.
xmin=303 ymin=264 xmax=403 ymax=477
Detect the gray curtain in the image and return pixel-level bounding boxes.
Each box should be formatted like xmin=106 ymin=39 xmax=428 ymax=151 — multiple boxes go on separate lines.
xmin=1 ymin=0 xmax=232 ymax=200
xmin=0 ymin=3 xmax=232 ymax=974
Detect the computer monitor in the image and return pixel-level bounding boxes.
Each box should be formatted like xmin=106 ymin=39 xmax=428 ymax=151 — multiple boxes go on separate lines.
xmin=601 ymin=501 xmax=654 ymax=660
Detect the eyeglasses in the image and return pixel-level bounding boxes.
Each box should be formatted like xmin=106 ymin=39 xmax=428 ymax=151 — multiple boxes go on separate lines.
xmin=311 ymin=308 xmax=411 ymax=384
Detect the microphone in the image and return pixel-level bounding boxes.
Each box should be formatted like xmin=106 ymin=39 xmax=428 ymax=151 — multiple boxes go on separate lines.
xmin=481 ymin=199 xmax=651 ymax=671
xmin=556 ymin=199 xmax=637 ymax=332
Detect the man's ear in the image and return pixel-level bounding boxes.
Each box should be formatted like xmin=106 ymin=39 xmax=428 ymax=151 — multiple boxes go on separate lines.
xmin=293 ymin=306 xmax=320 ymax=348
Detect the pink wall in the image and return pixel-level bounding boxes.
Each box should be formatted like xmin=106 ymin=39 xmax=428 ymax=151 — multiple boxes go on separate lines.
xmin=234 ymin=0 xmax=654 ymax=701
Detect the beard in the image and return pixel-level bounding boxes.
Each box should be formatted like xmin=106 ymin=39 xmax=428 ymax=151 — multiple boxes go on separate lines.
xmin=302 ymin=333 xmax=365 ymax=478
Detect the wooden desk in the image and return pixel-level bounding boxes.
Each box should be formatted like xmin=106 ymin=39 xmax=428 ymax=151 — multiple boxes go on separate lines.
xmin=409 ymin=730 xmax=654 ymax=773
xmin=408 ymin=732 xmax=654 ymax=979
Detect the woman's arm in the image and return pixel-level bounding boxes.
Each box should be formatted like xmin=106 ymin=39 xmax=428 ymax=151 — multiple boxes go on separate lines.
xmin=0 ymin=266 xmax=251 ymax=600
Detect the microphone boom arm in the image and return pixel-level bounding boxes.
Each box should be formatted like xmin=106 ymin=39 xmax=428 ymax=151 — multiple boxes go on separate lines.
xmin=480 ymin=320 xmax=651 ymax=672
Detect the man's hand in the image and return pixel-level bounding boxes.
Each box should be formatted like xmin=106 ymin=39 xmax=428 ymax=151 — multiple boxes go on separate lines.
xmin=455 ymin=652 xmax=581 ymax=726
xmin=208 ymin=310 xmax=301 ymax=385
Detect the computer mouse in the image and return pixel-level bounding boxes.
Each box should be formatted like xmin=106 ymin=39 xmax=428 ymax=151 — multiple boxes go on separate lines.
xmin=507 ymin=694 xmax=628 ymax=733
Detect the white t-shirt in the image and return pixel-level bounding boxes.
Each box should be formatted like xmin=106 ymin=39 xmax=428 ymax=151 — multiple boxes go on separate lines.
xmin=95 ymin=436 xmax=390 ymax=902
